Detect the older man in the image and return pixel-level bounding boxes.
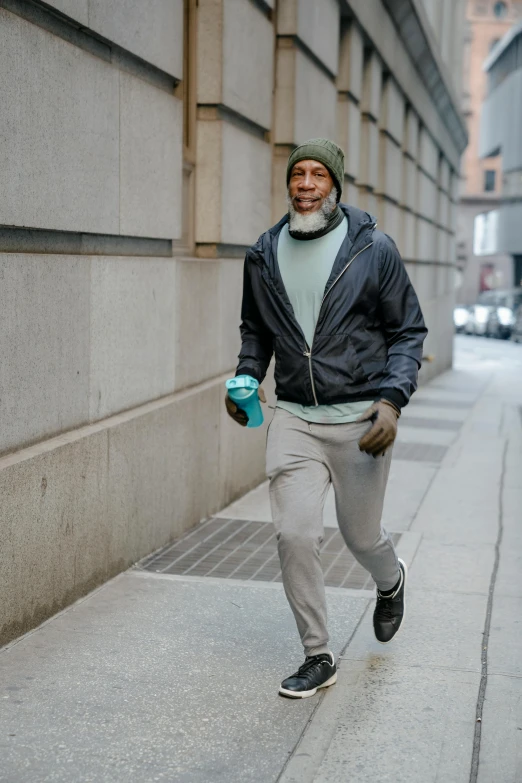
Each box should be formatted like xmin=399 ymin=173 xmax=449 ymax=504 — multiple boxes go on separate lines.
xmin=226 ymin=138 xmax=427 ymax=698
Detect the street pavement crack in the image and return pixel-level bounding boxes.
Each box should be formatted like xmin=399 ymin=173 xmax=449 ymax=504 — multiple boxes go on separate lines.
xmin=469 ymin=438 xmax=508 ymax=783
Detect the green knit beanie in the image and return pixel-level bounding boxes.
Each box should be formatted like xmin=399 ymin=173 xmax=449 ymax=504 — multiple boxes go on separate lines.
xmin=286 ymin=138 xmax=345 ymax=201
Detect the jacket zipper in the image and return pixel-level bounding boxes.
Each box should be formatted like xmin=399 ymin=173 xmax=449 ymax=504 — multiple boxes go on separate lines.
xmin=303 ymin=241 xmax=374 ymax=406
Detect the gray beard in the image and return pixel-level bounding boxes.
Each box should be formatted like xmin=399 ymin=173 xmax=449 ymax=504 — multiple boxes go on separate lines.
xmin=287 ymin=187 xmax=338 ymax=234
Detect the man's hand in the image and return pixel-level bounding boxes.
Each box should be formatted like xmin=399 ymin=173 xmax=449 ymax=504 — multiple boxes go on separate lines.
xmin=357 ymin=400 xmax=400 ymax=457
xmin=225 ymin=387 xmax=266 ymax=427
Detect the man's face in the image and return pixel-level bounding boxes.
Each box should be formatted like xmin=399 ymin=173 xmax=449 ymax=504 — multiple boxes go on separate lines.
xmin=288 ymin=160 xmax=335 ymax=214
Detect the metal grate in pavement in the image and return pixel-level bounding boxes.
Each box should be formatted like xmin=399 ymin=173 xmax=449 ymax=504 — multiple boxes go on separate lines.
xmin=399 ymin=416 xmax=462 ymax=431
xmin=393 ymin=441 xmax=448 ymax=463
xmin=409 ymin=397 xmax=474 ymax=409
xmin=139 ymin=518 xmax=401 ymax=590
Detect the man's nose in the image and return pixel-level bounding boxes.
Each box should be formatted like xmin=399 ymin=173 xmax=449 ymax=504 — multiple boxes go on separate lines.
xmin=299 ymin=174 xmax=315 ymax=190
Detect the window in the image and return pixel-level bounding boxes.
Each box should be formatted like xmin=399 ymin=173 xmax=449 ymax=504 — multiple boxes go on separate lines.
xmin=484 ymin=170 xmax=496 ymax=191
xmin=493 ymin=1 xmax=508 ymax=18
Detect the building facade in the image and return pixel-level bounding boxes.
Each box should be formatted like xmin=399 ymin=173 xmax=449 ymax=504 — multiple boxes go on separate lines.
xmin=0 ymin=0 xmax=466 ymax=644
xmin=481 ymin=17 xmax=522 ymax=287
xmin=457 ymin=0 xmax=520 ymax=305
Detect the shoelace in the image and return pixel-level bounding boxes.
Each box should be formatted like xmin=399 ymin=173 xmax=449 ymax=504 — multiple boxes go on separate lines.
xmin=374 ymin=597 xmax=396 ymax=620
xmin=297 ymin=656 xmax=331 ymax=677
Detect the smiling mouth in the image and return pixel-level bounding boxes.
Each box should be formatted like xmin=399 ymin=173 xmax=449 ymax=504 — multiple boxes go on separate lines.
xmin=294 ymin=196 xmax=320 ymax=210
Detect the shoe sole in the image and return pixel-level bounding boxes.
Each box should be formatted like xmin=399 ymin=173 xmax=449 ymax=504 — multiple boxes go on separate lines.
xmin=278 ymin=672 xmax=337 ymax=699
xmin=375 ymin=557 xmax=408 ymax=645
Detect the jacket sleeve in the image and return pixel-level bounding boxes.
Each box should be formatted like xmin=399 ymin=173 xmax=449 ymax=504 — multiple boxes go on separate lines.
xmin=377 ymin=237 xmax=428 ymax=409
xmin=235 ymin=256 xmax=274 ymax=384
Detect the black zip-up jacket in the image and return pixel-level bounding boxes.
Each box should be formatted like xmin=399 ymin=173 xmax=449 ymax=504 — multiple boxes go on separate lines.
xmin=236 ymin=203 xmax=428 ymax=411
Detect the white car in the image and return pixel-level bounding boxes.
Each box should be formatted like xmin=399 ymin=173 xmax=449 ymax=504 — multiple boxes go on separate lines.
xmin=453 ymin=305 xmax=470 ymax=333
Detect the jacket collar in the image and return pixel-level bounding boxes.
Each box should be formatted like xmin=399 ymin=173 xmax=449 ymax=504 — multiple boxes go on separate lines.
xmin=249 ymin=203 xmax=376 ymax=281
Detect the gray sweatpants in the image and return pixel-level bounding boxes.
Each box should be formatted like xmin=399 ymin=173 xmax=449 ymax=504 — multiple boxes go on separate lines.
xmin=266 ymin=408 xmax=399 ymax=657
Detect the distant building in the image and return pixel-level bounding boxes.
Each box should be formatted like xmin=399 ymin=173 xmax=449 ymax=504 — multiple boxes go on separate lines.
xmin=457 ymin=0 xmax=520 ymax=304
xmin=481 ymin=17 xmax=522 ymax=287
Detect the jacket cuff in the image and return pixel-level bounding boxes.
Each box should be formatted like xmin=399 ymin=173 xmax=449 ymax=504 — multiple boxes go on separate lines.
xmin=235 ymin=366 xmax=262 ymax=383
xmin=378 ymin=388 xmax=406 ymax=411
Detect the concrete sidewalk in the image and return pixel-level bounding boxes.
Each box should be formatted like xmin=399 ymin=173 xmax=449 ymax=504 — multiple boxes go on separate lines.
xmin=1 ymin=336 xmax=521 ymax=783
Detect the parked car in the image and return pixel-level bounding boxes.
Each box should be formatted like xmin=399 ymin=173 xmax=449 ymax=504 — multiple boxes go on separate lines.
xmin=464 ymin=288 xmax=522 ymax=339
xmin=464 ymin=300 xmax=492 ymax=336
xmin=453 ymin=305 xmax=470 ymax=333
xmin=484 ymin=288 xmax=522 ymax=339
xmin=511 ymin=305 xmax=522 ymax=343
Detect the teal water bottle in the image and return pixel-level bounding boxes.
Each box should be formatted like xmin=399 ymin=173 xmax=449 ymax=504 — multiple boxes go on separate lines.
xmin=226 ymin=375 xmax=264 ymax=428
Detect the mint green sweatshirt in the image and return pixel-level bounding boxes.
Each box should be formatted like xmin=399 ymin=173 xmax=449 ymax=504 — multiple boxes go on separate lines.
xmin=276 ymin=218 xmax=373 ymax=424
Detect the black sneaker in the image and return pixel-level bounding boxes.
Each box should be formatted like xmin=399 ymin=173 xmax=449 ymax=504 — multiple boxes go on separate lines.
xmin=373 ymin=558 xmax=407 ymax=644
xmin=278 ymin=652 xmax=337 ymax=699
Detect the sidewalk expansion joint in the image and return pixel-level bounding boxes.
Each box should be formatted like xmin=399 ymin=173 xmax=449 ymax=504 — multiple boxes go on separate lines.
xmin=469 ymin=438 xmax=508 ymax=783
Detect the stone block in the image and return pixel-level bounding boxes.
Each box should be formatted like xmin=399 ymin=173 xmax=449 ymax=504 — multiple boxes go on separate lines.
xmin=418 ymin=171 xmax=438 ymax=222
xmin=0 ymin=10 xmax=119 ymax=235
xmin=271 ymin=151 xmax=289 ymax=224
xmin=221 ymin=123 xmax=272 ymax=245
xmin=219 ymin=259 xmax=244 ymax=373
xmin=107 ymin=385 xmax=222 ymax=565
xmin=273 ymin=44 xmax=297 ymax=144
xmin=195 ymin=120 xmax=223 ymax=244
xmin=378 ymin=135 xmax=402 ymax=202
xmin=119 ymin=73 xmax=182 ymax=239
xmin=89 ymin=258 xmax=177 ymax=421
xmin=439 ymin=157 xmax=451 ymax=193
xmin=436 ymin=229 xmax=450 ymax=264
xmin=414 ymin=258 xmax=438 ymax=302
xmin=0 ymin=428 xmax=110 ymax=646
xmin=419 ymin=127 xmax=439 ymax=179
xmin=417 ymin=218 xmax=437 ymax=261
xmin=404 ymin=107 xmax=419 ymax=158
xmin=337 ymin=21 xmax=364 ymax=99
xmin=174 ymin=259 xmax=221 ymax=391
xmin=361 ymin=50 xmax=382 ymax=121
xmin=380 ymin=77 xmax=405 ymax=145
xmin=0 ymin=255 xmax=90 ymax=456
xmin=401 ymin=209 xmax=416 ymax=258
xmin=88 ymin=0 xmax=183 ymax=78
xmin=402 ymin=156 xmax=418 ymax=211
xmin=44 ymin=0 xmax=88 ymax=23
xmin=278 ymin=0 xmax=340 ymax=76
xmin=438 ymin=190 xmax=450 ymax=229
xmin=295 ymin=51 xmax=337 ymax=144
xmin=197 ymin=0 xmax=224 ymax=104
xmin=222 ymin=0 xmax=274 ymax=129
xmin=358 ymin=189 xmax=379 ymax=218
xmin=343 ymin=180 xmax=359 ymax=208
xmin=337 ymin=97 xmax=361 ymax=180
xmin=377 ymin=198 xmax=401 ymax=242
xmin=358 ymin=118 xmax=379 ymax=190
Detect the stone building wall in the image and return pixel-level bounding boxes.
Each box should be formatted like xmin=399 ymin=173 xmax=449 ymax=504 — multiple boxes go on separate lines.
xmin=0 ymin=0 xmax=466 ymax=644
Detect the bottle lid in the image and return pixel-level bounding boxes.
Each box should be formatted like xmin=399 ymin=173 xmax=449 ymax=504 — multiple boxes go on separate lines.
xmin=226 ymin=375 xmax=259 ymax=391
